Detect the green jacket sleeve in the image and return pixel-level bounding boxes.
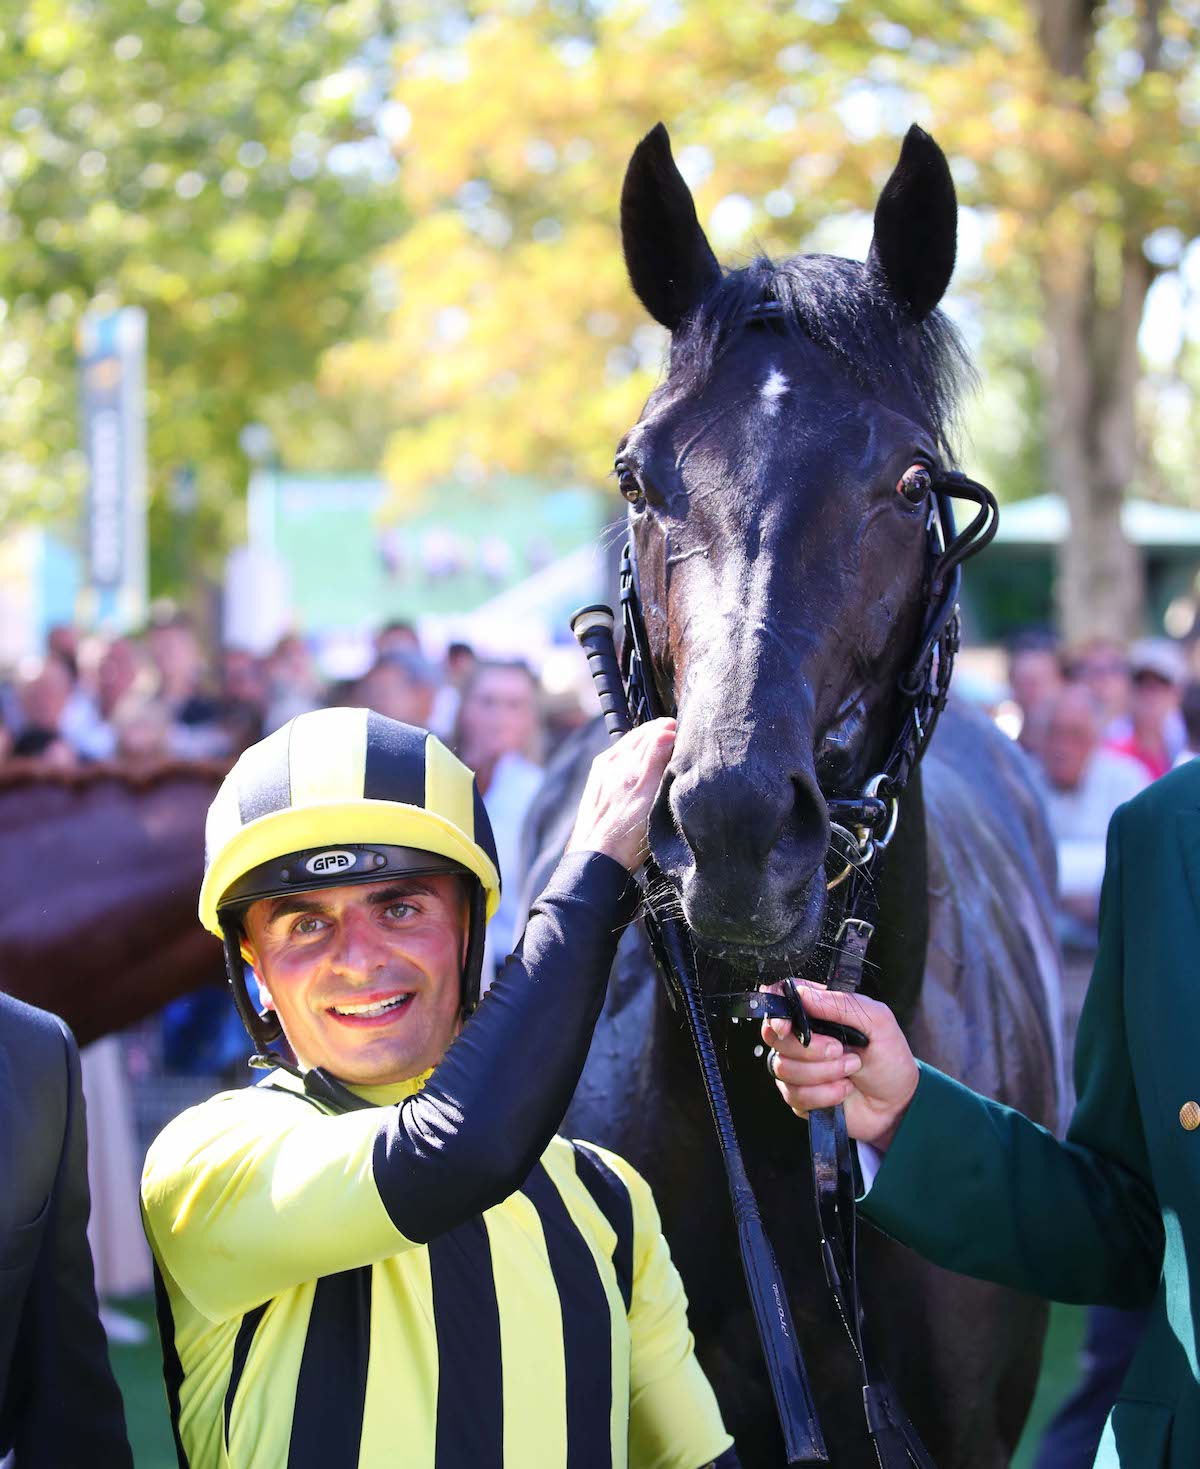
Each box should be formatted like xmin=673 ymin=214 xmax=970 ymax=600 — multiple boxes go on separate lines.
xmin=861 ymin=804 xmax=1164 ymax=1308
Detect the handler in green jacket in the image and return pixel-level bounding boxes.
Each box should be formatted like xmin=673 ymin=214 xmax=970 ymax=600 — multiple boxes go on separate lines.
xmin=762 ymin=762 xmax=1199 ymax=1469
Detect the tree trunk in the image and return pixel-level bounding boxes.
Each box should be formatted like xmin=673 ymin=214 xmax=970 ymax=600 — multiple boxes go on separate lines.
xmin=1041 ymin=241 xmax=1149 ymax=641
xmin=1034 ymin=0 xmax=1149 ymax=642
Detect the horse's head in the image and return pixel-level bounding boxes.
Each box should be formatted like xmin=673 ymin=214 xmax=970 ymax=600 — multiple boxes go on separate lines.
xmin=618 ymin=122 xmax=971 ymax=976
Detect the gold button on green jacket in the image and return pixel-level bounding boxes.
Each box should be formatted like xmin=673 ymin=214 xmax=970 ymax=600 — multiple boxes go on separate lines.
xmin=862 ymin=760 xmax=1200 ymax=1469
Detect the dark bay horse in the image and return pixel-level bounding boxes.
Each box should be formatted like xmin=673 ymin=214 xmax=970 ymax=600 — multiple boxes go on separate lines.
xmin=522 ymin=124 xmax=1063 ymax=1467
xmin=0 ymin=762 xmax=224 ymax=1043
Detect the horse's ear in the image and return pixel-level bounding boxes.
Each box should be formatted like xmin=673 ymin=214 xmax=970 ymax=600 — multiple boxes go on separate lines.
xmin=621 ymin=122 xmax=721 ymax=331
xmin=866 ymin=124 xmax=957 ymax=321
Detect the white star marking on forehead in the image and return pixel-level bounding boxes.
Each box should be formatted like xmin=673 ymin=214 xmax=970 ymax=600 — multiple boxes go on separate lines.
xmin=760 ymin=367 xmax=789 ymax=415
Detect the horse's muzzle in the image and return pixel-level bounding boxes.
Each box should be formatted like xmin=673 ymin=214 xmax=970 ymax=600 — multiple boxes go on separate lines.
xmin=649 ymin=746 xmax=831 ymax=969
xmin=648 ymin=818 xmax=830 ymax=975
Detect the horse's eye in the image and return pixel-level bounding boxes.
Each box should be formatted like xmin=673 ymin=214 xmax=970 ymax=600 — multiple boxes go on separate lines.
xmin=616 ymin=463 xmax=645 ymax=507
xmin=897 ymin=464 xmax=933 ymax=506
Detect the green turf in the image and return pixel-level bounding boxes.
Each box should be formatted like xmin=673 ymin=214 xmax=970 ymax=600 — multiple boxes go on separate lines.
xmin=1011 ymin=1302 xmax=1088 ymax=1468
xmin=108 ymin=1294 xmax=177 ymax=1469
xmin=109 ymin=1292 xmax=1087 ymax=1466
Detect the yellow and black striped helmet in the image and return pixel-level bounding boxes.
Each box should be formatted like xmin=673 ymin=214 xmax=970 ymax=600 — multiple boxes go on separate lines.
xmin=201 ymin=707 xmax=500 ymax=933
xmin=200 ymin=707 xmax=501 ymax=1062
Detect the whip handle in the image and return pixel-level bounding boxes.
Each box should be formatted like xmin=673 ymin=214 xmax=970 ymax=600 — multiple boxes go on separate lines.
xmin=570 ymin=600 xmax=828 ymax=1464
xmin=652 ymin=903 xmax=828 ymax=1466
xmin=571 ymin=605 xmax=633 ymax=740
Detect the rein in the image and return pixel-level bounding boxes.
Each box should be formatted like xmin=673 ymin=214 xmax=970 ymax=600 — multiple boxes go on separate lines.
xmin=573 ymin=458 xmax=996 ymax=1468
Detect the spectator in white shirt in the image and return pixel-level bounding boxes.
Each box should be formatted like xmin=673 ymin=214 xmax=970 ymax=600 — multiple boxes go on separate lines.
xmin=454 ymin=660 xmax=545 ymax=980
xmin=1040 ymin=684 xmax=1147 ymax=933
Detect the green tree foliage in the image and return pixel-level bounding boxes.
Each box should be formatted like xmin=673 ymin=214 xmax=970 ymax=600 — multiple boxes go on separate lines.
xmin=327 ymin=2 xmax=1042 ymax=502
xmin=0 ymin=0 xmax=401 ymax=588
xmin=7 ymin=1 xmax=1197 ymax=631
xmin=330 ymin=0 xmax=1200 ymax=635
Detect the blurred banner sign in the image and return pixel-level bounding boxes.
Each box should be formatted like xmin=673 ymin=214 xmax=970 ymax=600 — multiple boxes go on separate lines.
xmin=79 ymin=306 xmax=148 ymax=631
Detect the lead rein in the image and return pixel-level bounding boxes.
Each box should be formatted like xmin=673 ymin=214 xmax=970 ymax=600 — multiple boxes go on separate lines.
xmin=571 ymin=588 xmax=949 ymax=1468
xmin=583 ymin=465 xmax=998 ymax=1467
xmin=571 ymin=604 xmax=829 ymax=1469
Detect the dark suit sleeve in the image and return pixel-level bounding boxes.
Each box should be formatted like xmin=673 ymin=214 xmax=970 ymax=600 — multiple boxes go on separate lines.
xmin=12 ymin=1020 xmax=133 ymax=1468
xmin=862 ymin=804 xmax=1164 ymax=1308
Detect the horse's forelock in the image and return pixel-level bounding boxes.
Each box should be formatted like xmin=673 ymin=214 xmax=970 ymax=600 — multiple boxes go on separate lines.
xmin=667 ymin=253 xmax=975 ymax=461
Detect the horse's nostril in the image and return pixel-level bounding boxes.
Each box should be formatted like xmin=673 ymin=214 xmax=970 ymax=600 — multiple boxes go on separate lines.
xmin=660 ymin=755 xmax=831 ymax=889
xmin=669 ymin=764 xmax=790 ymax=865
xmin=791 ymin=774 xmax=831 ymax=843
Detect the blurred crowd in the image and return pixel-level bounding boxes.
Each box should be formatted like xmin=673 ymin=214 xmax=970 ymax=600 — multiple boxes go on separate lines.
xmin=0 ymin=613 xmax=590 ymax=774
xmin=15 ymin=611 xmax=1195 ymax=1348
xmin=8 ymin=613 xmax=1197 ymax=960
xmin=1006 ymin=631 xmax=1200 ymax=946
xmin=0 ymin=612 xmax=592 ymax=1070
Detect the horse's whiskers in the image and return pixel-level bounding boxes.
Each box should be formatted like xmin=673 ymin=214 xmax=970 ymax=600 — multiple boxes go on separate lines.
xmin=812 ymin=940 xmax=881 ymax=973
xmin=597 ymin=519 xmax=629 ymax=552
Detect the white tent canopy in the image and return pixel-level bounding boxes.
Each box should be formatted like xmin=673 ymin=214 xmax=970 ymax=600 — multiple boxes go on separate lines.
xmin=993 ymin=494 xmax=1200 ymax=550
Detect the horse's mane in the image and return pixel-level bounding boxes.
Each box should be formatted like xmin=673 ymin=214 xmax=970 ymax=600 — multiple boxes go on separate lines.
xmin=668 ymin=253 xmax=975 ymax=459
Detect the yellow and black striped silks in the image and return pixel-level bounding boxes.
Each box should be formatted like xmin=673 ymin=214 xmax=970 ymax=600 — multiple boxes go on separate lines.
xmin=199 ymin=707 xmax=501 ymax=937
xmin=142 ymin=1071 xmax=733 ymax=1469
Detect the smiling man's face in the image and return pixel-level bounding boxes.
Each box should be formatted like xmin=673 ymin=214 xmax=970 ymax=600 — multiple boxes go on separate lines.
xmin=242 ymin=874 xmax=468 ymax=1085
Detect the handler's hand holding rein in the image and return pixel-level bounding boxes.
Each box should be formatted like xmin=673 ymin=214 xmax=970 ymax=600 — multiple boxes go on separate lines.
xmin=762 ymin=984 xmax=920 ymax=1151
xmin=566 ymin=717 xmax=676 ymax=872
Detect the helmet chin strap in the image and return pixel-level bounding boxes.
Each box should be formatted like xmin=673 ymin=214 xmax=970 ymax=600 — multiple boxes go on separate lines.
xmin=460 ymin=883 xmax=489 ymax=1017
xmin=221 ymin=926 xmax=290 ymax=1073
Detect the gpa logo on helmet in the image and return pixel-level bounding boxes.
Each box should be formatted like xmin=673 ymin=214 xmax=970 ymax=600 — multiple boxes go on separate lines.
xmin=305 ymin=850 xmax=357 ymax=876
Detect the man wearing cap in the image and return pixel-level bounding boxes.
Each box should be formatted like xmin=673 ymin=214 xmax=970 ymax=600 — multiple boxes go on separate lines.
xmin=141 ymin=707 xmax=735 ymax=1469
xmin=763 ymin=758 xmax=1200 ymax=1467
xmin=1105 ymin=638 xmax=1188 ymax=781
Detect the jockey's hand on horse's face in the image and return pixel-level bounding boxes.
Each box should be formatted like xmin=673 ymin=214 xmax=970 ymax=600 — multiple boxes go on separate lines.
xmin=761 ymin=983 xmax=920 ymax=1152
xmin=566 ymin=717 xmax=676 ymax=873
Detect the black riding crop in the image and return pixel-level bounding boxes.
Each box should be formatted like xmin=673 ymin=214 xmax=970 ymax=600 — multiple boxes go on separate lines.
xmin=571 ymin=604 xmax=829 ymax=1468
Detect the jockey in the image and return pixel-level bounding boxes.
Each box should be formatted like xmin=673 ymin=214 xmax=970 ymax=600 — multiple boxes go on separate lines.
xmin=141 ymin=706 xmax=736 ymax=1469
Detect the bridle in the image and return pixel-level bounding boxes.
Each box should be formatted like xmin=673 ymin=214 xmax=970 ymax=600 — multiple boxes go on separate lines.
xmin=618 ymin=467 xmax=997 ymax=892
xmin=597 ymin=400 xmax=998 ymax=1467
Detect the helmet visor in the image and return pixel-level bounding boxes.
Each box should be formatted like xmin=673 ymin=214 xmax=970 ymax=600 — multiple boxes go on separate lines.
xmin=217 ymin=843 xmax=471 ymax=919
